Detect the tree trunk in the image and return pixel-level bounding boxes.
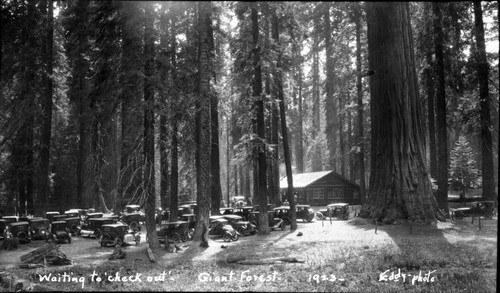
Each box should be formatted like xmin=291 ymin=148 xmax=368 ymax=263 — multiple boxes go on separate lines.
xmin=193 ymin=1 xmax=213 ymax=247
xmin=432 ymin=2 xmax=449 ymax=214
xmin=38 ymin=0 xmax=53 ymax=216
xmin=355 ymin=14 xmax=366 ymax=202
xmin=323 ymin=3 xmax=338 ymax=172
xmin=169 ymin=11 xmax=179 ymax=222
xmin=210 ymin=89 xmax=223 ymax=215
xmin=118 ymin=1 xmax=143 ymax=212
xmin=159 ymin=5 xmax=170 ymax=214
xmin=143 ymin=3 xmax=159 ymax=249
xmin=311 ymin=17 xmax=322 ymax=172
xmin=251 ymin=3 xmax=270 ymax=234
xmin=473 ymin=1 xmax=497 ymax=204
xmin=272 ymin=9 xmax=297 ymax=230
xmin=359 ymin=2 xmax=443 ymax=224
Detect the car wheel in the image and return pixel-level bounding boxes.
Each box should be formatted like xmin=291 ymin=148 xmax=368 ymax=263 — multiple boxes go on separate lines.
xmin=17 ymin=231 xmax=28 ymax=241
xmin=342 ymin=214 xmax=349 ymax=221
xmin=304 ymin=215 xmax=311 ymax=223
xmin=94 ymin=229 xmax=101 ymax=239
xmin=455 ymin=212 xmax=464 ymax=220
xmin=171 ymin=233 xmax=181 ymax=244
xmin=231 ymin=233 xmax=239 ymax=241
xmin=316 ymin=212 xmax=324 ymax=220
xmin=129 ymin=221 xmax=139 ymax=231
xmin=223 ymin=233 xmax=231 ymax=242
xmin=237 ymin=227 xmax=246 ymax=236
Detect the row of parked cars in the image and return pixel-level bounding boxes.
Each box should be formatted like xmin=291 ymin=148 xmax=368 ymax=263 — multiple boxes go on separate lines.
xmin=0 ymin=205 xmax=145 ymax=247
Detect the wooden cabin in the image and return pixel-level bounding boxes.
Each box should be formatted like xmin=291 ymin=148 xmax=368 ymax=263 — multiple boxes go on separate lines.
xmin=279 ymin=170 xmax=361 ymax=206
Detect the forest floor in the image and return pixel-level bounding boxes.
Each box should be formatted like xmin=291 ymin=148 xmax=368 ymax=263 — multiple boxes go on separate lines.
xmin=0 ymin=208 xmax=497 ymax=292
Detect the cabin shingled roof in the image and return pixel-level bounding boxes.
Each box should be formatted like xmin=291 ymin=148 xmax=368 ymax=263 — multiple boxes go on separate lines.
xmin=279 ymin=170 xmax=360 ymax=189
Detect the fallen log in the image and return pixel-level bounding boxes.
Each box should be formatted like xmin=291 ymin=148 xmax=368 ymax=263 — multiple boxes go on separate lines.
xmin=20 ymin=243 xmax=56 ymax=263
xmin=236 ymin=257 xmax=305 ymax=265
xmin=146 ymin=247 xmax=156 ymax=263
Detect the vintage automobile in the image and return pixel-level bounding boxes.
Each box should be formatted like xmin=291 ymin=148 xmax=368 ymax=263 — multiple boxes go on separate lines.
xmin=178 ymin=203 xmax=197 ymax=215
xmin=273 ymin=206 xmax=292 ymax=225
xmin=45 ymin=212 xmax=60 ymax=222
xmin=221 ymin=214 xmax=257 ymax=236
xmin=49 ymin=221 xmax=71 ymax=244
xmin=452 ymin=201 xmax=495 ymax=220
xmin=208 ymin=218 xmax=239 ymax=242
xmin=53 ymin=215 xmax=68 ymax=222
xmin=80 ymin=217 xmax=117 ymax=238
xmin=179 ymin=213 xmax=197 ymax=231
xmin=121 ymin=213 xmax=143 ymax=231
xmin=317 ymin=203 xmax=350 ymax=220
xmin=65 ymin=217 xmax=82 ymax=236
xmin=85 ymin=212 xmax=104 ymax=222
xmin=220 ymin=208 xmax=235 ymax=215
xmin=157 ymin=221 xmax=192 ymax=244
xmin=2 ymin=216 xmax=19 ymax=225
xmin=28 ymin=217 xmax=51 ymax=240
xmin=65 ymin=210 xmax=81 ymax=219
xmin=235 ymin=206 xmax=257 ymax=221
xmin=249 ymin=211 xmax=286 ymax=231
xmin=296 ymin=205 xmax=316 ymax=222
xmin=99 ymin=223 xmax=140 ymax=247
xmin=9 ymin=222 xmax=31 ymax=243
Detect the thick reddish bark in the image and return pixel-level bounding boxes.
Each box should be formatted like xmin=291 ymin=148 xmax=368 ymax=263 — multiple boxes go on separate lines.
xmin=360 ymin=2 xmax=443 ymax=224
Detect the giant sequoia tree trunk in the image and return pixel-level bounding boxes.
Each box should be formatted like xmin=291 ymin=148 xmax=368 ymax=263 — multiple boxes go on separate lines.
xmin=359 ymin=2 xmax=443 ymax=224
xmin=473 ymin=1 xmax=497 ymax=204
xmin=251 ymin=3 xmax=270 ymax=234
xmin=432 ymin=2 xmax=449 ymax=214
xmin=193 ymin=1 xmax=213 ymax=247
xmin=143 ymin=4 xmax=159 ymax=249
xmin=169 ymin=10 xmax=179 ymax=222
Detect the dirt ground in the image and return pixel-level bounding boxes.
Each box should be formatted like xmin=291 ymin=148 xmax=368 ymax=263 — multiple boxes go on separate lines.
xmin=0 ymin=212 xmax=497 ymax=292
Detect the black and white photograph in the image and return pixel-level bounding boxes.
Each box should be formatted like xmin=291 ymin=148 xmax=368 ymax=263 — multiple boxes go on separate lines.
xmin=0 ymin=1 xmax=498 ymax=292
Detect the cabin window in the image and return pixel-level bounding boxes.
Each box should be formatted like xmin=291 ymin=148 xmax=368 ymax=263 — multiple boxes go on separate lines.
xmin=333 ymin=188 xmax=344 ymax=199
xmin=313 ymin=189 xmax=324 ymax=199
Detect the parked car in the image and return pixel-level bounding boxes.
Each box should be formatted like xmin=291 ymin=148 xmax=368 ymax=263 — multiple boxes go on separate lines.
xmin=28 ymin=218 xmax=51 ymax=240
xmin=53 ymin=215 xmax=68 ymax=222
xmin=80 ymin=217 xmax=117 ymax=238
xmin=9 ymin=222 xmax=31 ymax=243
xmin=99 ymin=223 xmax=140 ymax=247
xmin=178 ymin=203 xmax=197 ymax=215
xmin=121 ymin=213 xmax=143 ymax=231
xmin=296 ymin=205 xmax=315 ymax=222
xmin=452 ymin=201 xmax=495 ymax=220
xmin=49 ymin=221 xmax=71 ymax=244
xmin=221 ymin=214 xmax=257 ymax=236
xmin=157 ymin=221 xmax=192 ymax=244
xmin=86 ymin=212 xmax=104 ymax=219
xmin=124 ymin=204 xmax=142 ymax=214
xmin=65 ymin=217 xmax=82 ymax=236
xmin=249 ymin=211 xmax=286 ymax=231
xmin=220 ymin=208 xmax=235 ymax=215
xmin=45 ymin=212 xmax=60 ymax=222
xmin=273 ymin=206 xmax=292 ymax=225
xmin=179 ymin=213 xmax=197 ymax=231
xmin=208 ymin=218 xmax=239 ymax=242
xmin=317 ymin=203 xmax=350 ymax=220
xmin=64 ymin=210 xmax=81 ymax=219
xmin=2 ymin=216 xmax=19 ymax=225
